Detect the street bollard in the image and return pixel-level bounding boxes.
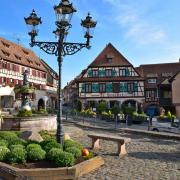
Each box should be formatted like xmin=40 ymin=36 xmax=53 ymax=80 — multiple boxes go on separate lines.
xmin=66 ymin=112 xmax=68 ymax=121
xmin=115 ymin=116 xmax=118 ymax=130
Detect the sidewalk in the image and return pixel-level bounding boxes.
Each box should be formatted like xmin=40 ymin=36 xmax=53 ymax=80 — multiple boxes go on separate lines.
xmin=63 ymin=116 xmax=180 ymax=140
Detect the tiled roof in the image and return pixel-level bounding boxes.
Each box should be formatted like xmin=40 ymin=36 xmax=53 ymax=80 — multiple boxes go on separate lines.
xmin=88 ymin=43 xmax=132 ymax=67
xmin=136 ymin=62 xmax=180 ymax=88
xmin=76 ymin=76 xmax=144 ymax=82
xmin=0 ymin=37 xmax=46 ymax=71
xmin=40 ymin=59 xmax=58 ymax=79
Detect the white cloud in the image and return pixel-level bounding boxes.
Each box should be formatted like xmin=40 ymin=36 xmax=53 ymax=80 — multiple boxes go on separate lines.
xmin=103 ymin=0 xmax=167 ymax=45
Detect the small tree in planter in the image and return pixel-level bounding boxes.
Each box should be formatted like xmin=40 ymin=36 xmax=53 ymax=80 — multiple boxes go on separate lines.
xmin=96 ymin=101 xmax=108 ymax=119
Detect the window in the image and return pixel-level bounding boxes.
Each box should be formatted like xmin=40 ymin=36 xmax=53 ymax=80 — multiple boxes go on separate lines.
xmin=146 ymin=90 xmax=158 ymax=98
xmin=2 ymin=77 xmax=6 ymax=85
xmin=106 ymin=56 xmax=113 ymax=63
xmin=99 ymin=83 xmax=106 ymax=93
xmin=14 ymin=54 xmax=21 ymax=60
xmin=148 ymin=78 xmax=157 ymax=84
xmin=22 ymin=49 xmax=29 ymax=55
xmin=105 ymin=69 xmax=112 ymax=76
xmin=92 ymin=70 xmax=98 ymax=77
xmin=1 ymin=41 xmax=10 ymax=48
xmin=113 ymin=83 xmax=119 ymax=93
xmin=2 ymin=62 xmax=7 ymax=69
xmin=119 ymin=69 xmax=126 ymax=76
xmin=127 ymin=83 xmax=134 ymax=93
xmin=1 ymin=50 xmax=10 ymax=57
xmin=85 ymin=84 xmax=92 ymax=93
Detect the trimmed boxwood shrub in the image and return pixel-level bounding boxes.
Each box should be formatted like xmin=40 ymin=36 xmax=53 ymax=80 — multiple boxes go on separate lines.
xmin=7 ymin=147 xmax=27 ymax=164
xmin=65 ymin=147 xmax=81 ymax=158
xmin=63 ymin=139 xmax=83 ymax=151
xmin=0 ymin=131 xmax=18 ymax=139
xmin=27 ymin=147 xmax=46 ymax=161
xmin=9 ymin=138 xmax=27 ymax=146
xmin=47 ymin=148 xmax=63 ymax=161
xmin=26 ymin=144 xmax=41 ymax=152
xmin=0 ymin=139 xmax=8 ymax=147
xmin=55 ymin=151 xmax=75 ymax=167
xmin=39 ymin=130 xmax=55 ymax=140
xmin=0 ymin=146 xmax=10 ymax=161
xmin=41 ymin=139 xmax=62 ymax=153
xmin=9 ymin=144 xmax=25 ymax=150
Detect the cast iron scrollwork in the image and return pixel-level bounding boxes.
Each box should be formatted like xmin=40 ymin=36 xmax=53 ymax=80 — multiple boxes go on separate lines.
xmin=30 ymin=42 xmax=59 ymax=56
xmin=62 ymin=43 xmax=87 ymax=56
xmin=30 ymin=41 xmax=87 ymax=56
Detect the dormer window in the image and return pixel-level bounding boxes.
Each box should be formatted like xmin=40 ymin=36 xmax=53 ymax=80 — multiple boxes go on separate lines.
xmin=14 ymin=54 xmax=21 ymax=60
xmin=1 ymin=50 xmax=10 ymax=57
xmin=106 ymin=54 xmax=113 ymax=63
xmin=1 ymin=41 xmax=10 ymax=48
xmin=22 ymin=49 xmax=29 ymax=55
xmin=26 ymin=58 xmax=33 ymax=64
xmin=35 ymin=62 xmax=40 ymax=66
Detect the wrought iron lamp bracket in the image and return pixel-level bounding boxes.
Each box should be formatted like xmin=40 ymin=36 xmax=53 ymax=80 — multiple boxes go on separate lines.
xmin=30 ymin=41 xmax=88 ymax=56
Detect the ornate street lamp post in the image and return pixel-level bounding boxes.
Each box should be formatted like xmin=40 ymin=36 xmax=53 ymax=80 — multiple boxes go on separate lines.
xmin=24 ymin=0 xmax=97 ymax=144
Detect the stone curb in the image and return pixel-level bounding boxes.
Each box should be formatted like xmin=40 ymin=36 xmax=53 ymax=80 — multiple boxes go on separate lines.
xmin=66 ymin=120 xmax=180 ymax=141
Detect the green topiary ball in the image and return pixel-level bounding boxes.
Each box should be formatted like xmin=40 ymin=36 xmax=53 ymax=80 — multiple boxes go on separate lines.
xmin=55 ymin=151 xmax=75 ymax=167
xmin=9 ymin=144 xmax=25 ymax=150
xmin=47 ymin=148 xmax=63 ymax=161
xmin=63 ymin=139 xmax=83 ymax=151
xmin=27 ymin=147 xmax=46 ymax=161
xmin=65 ymin=147 xmax=81 ymax=158
xmin=26 ymin=144 xmax=41 ymax=152
xmin=0 ymin=139 xmax=8 ymax=147
xmin=41 ymin=139 xmax=62 ymax=153
xmin=7 ymin=147 xmax=27 ymax=164
xmin=10 ymin=138 xmax=27 ymax=146
xmin=0 ymin=146 xmax=10 ymax=161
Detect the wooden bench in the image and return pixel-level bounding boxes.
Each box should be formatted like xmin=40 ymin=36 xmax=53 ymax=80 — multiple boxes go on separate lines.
xmin=88 ymin=133 xmax=131 ymax=156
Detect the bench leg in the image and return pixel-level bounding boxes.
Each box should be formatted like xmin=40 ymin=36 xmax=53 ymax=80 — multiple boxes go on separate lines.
xmin=117 ymin=142 xmax=127 ymax=157
xmin=92 ymin=138 xmax=100 ymax=151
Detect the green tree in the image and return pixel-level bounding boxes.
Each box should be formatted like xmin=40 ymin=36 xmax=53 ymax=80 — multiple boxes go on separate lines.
xmin=96 ymin=101 xmax=107 ymax=114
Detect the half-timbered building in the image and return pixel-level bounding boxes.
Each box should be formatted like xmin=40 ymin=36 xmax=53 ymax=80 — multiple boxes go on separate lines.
xmin=76 ymin=43 xmax=145 ymax=110
xmin=136 ymin=62 xmax=180 ymax=116
xmin=0 ymin=37 xmax=57 ymax=112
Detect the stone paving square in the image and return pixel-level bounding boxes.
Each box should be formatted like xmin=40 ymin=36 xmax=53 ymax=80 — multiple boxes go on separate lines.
xmin=64 ymin=123 xmax=180 ymax=180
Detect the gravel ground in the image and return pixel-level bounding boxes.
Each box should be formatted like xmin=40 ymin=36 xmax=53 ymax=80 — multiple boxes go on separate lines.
xmin=64 ymin=123 xmax=180 ymax=180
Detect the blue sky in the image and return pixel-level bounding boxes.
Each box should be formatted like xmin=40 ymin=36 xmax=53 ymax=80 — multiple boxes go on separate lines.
xmin=1 ymin=0 xmax=180 ymax=87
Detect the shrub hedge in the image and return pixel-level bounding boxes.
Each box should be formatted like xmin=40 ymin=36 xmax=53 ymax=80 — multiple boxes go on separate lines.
xmin=41 ymin=139 xmax=62 ymax=153
xmin=7 ymin=147 xmax=27 ymax=164
xmin=27 ymin=147 xmax=46 ymax=161
xmin=55 ymin=151 xmax=75 ymax=167
xmin=47 ymin=148 xmax=63 ymax=161
xmin=63 ymin=139 xmax=83 ymax=151
xmin=0 ymin=146 xmax=10 ymax=161
xmin=65 ymin=147 xmax=81 ymax=158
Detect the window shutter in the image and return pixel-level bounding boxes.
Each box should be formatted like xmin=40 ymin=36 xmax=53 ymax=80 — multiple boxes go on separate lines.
xmin=120 ymin=83 xmax=124 ymax=92
xmin=123 ymin=83 xmax=128 ymax=92
xmin=7 ymin=63 xmax=10 ymax=70
xmin=134 ymin=82 xmax=138 ymax=92
xmin=125 ymin=69 xmax=130 ymax=76
xmin=92 ymin=83 xmax=99 ymax=93
xmin=0 ymin=77 xmax=2 ymax=85
xmin=81 ymin=83 xmax=85 ymax=93
xmin=112 ymin=69 xmax=116 ymax=76
xmin=106 ymin=83 xmax=113 ymax=92
xmin=88 ymin=70 xmax=93 ymax=77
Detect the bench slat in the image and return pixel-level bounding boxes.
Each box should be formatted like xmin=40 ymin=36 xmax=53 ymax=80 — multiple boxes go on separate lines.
xmin=88 ymin=133 xmax=131 ymax=143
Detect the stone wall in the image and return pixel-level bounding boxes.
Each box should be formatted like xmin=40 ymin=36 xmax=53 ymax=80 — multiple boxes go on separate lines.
xmin=1 ymin=115 xmax=57 ymax=131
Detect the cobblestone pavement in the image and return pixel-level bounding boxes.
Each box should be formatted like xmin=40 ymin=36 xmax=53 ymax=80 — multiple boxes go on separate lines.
xmin=64 ymin=123 xmax=180 ymax=180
